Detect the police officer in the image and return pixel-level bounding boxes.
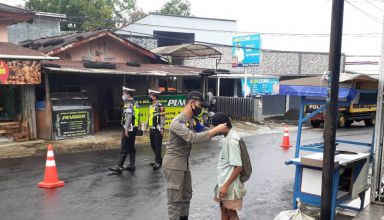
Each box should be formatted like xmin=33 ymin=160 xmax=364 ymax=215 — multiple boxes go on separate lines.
xmin=147 ymin=89 xmax=165 ymax=170
xmin=162 ymin=91 xmax=228 ymax=220
xmin=109 ymin=86 xmax=139 ymax=174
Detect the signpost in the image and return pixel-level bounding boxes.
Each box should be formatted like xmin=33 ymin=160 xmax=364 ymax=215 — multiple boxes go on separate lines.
xmin=232 ymin=34 xmax=261 ymax=67
xmin=232 ymin=34 xmax=261 ymax=97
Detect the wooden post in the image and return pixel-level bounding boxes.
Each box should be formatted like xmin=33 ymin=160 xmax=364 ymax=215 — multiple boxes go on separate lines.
xmin=20 ymin=85 xmax=37 ymax=139
xmin=45 ymin=72 xmax=53 ymax=140
xmin=177 ymin=77 xmax=183 ymax=93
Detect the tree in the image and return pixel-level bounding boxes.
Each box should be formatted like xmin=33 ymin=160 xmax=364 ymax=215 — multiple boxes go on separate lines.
xmin=25 ymin=0 xmax=139 ymax=30
xmin=129 ymin=9 xmax=147 ymax=23
xmin=159 ymin=0 xmax=192 ymax=16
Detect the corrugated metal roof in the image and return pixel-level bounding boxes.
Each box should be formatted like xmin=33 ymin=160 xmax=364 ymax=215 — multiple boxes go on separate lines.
xmin=0 ymin=3 xmax=34 ymax=23
xmin=42 ymin=60 xmax=202 ymax=76
xmin=0 ymin=3 xmax=33 ymax=14
xmin=21 ymin=30 xmax=159 ymax=60
xmin=0 ymin=42 xmax=54 ymax=60
xmin=151 ymin=44 xmax=222 ymax=58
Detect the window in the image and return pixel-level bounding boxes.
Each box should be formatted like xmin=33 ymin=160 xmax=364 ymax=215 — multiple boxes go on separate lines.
xmin=154 ymin=30 xmax=195 ymax=47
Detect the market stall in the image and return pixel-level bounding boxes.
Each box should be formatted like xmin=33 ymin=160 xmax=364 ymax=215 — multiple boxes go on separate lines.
xmin=280 ymin=73 xmax=377 ymax=220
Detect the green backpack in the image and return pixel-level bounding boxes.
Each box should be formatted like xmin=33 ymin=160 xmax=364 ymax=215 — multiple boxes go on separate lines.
xmin=239 ymin=138 xmax=252 ymax=182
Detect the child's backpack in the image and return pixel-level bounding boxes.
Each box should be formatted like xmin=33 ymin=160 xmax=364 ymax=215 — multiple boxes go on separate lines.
xmin=239 ymin=138 xmax=252 ymax=182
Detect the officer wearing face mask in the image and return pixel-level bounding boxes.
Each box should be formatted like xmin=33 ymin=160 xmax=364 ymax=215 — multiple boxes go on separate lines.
xmin=146 ymin=89 xmax=166 ymax=170
xmin=109 ymin=86 xmax=139 ymax=174
xmin=162 ymin=91 xmax=228 ymax=220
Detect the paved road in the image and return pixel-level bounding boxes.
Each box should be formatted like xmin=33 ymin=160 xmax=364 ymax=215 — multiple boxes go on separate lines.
xmin=0 ymin=125 xmax=373 ymax=220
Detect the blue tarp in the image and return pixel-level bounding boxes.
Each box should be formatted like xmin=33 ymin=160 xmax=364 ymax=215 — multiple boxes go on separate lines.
xmin=279 ymin=85 xmax=357 ymax=101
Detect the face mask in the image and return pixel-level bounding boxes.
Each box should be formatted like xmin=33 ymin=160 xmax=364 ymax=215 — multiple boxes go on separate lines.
xmin=191 ymin=103 xmax=202 ymax=116
xmin=122 ymin=95 xmax=129 ymax=101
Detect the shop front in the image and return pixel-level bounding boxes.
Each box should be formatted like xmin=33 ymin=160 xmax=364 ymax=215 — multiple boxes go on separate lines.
xmin=36 ymin=61 xmax=202 ymax=140
xmin=0 ymin=58 xmax=44 ymax=140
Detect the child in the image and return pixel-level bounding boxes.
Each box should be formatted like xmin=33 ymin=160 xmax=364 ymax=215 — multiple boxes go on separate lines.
xmin=212 ymin=112 xmax=246 ymax=220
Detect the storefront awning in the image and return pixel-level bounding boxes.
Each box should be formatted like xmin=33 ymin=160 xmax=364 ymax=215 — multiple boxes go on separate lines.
xmin=42 ymin=60 xmax=202 ymax=77
xmin=151 ymin=44 xmax=222 ymax=58
xmin=279 ymin=73 xmax=378 ymax=101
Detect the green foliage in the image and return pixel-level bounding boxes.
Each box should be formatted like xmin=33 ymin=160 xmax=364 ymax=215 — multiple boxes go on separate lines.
xmin=129 ymin=9 xmax=147 ymax=22
xmin=159 ymin=0 xmax=192 ymax=16
xmin=25 ymin=0 xmax=138 ymax=30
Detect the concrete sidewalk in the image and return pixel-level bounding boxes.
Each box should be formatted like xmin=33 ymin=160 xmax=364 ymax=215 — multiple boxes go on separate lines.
xmin=0 ymin=121 xmax=291 ymax=159
xmin=0 ymin=130 xmax=123 ymax=159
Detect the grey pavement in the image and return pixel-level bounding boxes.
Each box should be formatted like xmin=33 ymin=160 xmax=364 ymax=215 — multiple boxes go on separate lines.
xmin=0 ymin=125 xmax=378 ymax=220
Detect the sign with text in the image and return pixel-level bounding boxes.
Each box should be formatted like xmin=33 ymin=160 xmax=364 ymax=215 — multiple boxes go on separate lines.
xmin=135 ymin=95 xmax=187 ymax=129
xmin=241 ymin=78 xmax=279 ymax=97
xmin=232 ymin=34 xmax=261 ymax=67
xmin=52 ymin=108 xmax=93 ymax=140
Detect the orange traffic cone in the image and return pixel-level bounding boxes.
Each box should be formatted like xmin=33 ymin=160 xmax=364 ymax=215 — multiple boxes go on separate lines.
xmin=280 ymin=124 xmax=292 ymax=148
xmin=38 ymin=144 xmax=64 ymax=188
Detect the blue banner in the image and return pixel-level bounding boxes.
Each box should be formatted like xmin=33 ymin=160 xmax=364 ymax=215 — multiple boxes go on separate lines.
xmin=232 ymin=34 xmax=261 ymax=67
xmin=241 ymin=78 xmax=279 ymax=96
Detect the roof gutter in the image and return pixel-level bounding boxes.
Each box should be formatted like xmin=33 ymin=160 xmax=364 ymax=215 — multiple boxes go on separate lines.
xmin=0 ymin=55 xmax=60 ymax=60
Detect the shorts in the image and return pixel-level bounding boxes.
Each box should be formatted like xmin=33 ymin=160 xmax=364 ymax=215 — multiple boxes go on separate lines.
xmin=214 ymin=196 xmax=243 ymax=210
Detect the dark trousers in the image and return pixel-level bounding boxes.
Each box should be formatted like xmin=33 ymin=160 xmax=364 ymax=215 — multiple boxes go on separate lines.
xmin=117 ymin=127 xmax=137 ymax=167
xmin=150 ymin=128 xmax=163 ymax=164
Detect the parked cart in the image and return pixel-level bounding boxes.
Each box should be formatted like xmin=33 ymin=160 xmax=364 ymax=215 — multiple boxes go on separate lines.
xmin=280 ymin=73 xmax=377 ymax=220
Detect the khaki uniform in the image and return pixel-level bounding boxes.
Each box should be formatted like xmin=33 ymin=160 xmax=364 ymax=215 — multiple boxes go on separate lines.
xmin=163 ymin=112 xmax=210 ymax=220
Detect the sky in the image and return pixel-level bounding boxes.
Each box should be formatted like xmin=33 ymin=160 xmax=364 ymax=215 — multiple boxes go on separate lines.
xmin=3 ymin=0 xmax=384 ymax=57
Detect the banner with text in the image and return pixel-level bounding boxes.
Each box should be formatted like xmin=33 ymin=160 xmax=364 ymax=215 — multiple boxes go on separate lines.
xmin=52 ymin=108 xmax=93 ymax=140
xmin=135 ymin=94 xmax=187 ymax=129
xmin=241 ymin=78 xmax=279 ymax=97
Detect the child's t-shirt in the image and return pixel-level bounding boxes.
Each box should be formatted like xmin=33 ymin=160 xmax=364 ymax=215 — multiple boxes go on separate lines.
xmin=215 ymin=130 xmax=246 ymax=200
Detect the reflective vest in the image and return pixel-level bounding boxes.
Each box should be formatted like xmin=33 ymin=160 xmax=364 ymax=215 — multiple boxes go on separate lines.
xmin=148 ymin=102 xmax=164 ymax=128
xmin=133 ymin=102 xmax=140 ymax=126
xmin=121 ymin=100 xmax=140 ymax=127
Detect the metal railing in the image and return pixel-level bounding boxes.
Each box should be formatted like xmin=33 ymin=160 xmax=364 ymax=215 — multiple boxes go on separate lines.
xmin=214 ymin=96 xmax=256 ymax=121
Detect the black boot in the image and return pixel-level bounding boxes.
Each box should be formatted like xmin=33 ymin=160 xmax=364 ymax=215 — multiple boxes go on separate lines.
xmin=108 ymin=166 xmax=123 ymax=174
xmin=179 ymin=216 xmax=188 ymax=220
xmin=123 ymin=153 xmax=135 ymax=172
xmin=123 ymin=165 xmax=135 ymax=172
xmin=153 ymin=162 xmax=161 ymax=170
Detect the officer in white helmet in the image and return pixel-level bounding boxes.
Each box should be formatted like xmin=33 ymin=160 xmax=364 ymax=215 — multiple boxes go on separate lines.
xmin=146 ymin=89 xmax=166 ymax=170
xmin=109 ymin=86 xmax=140 ymax=173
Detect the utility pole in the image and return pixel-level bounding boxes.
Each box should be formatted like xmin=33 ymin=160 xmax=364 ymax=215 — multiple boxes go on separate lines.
xmin=320 ymin=0 xmax=344 ymax=219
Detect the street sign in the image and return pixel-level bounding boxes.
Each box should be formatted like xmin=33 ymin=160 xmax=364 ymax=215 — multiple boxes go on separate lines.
xmin=232 ymin=34 xmax=261 ymax=67
xmin=241 ymin=78 xmax=279 ymax=97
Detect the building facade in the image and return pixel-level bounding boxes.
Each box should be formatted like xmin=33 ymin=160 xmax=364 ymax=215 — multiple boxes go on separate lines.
xmin=117 ymin=13 xmax=237 ymax=46
xmin=7 ymin=12 xmax=65 ymax=44
xmin=119 ymin=14 xmax=346 ymax=117
xmin=0 ymin=3 xmax=56 ymax=140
